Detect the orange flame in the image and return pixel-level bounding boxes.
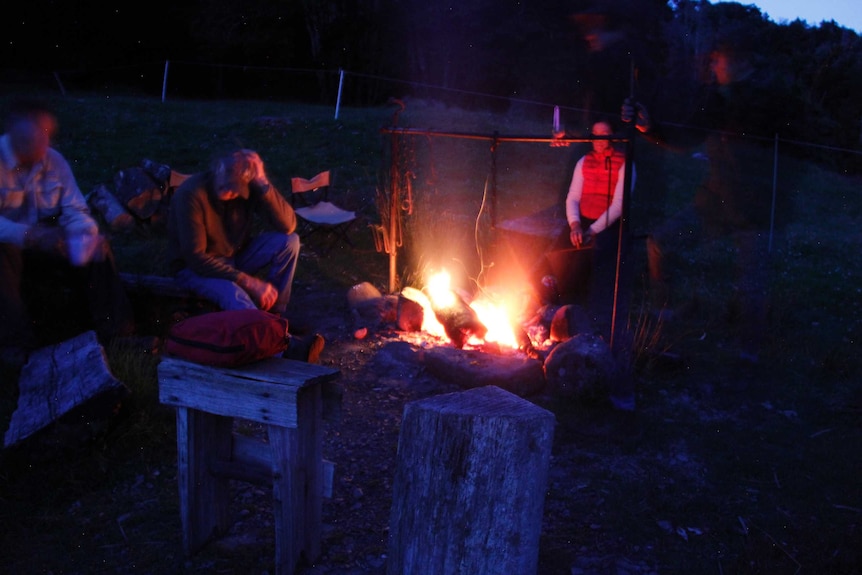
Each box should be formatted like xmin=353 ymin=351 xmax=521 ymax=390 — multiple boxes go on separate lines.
xmin=405 ymin=269 xmax=520 ymax=349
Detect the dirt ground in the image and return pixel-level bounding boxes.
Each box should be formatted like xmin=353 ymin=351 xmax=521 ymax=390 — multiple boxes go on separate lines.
xmin=1 ymin=250 xmax=860 ymax=575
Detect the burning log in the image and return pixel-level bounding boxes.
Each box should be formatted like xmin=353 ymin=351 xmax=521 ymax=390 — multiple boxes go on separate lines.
xmin=431 ymin=291 xmax=487 ymax=349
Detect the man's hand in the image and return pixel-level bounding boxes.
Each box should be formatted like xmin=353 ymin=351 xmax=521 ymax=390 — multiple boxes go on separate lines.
xmin=551 ymin=129 xmax=571 ymax=148
xmin=23 ymin=225 xmax=65 ymax=255
xmin=245 ymin=150 xmax=271 ymax=189
xmin=237 ymin=273 xmax=279 ymax=311
xmin=621 ymin=98 xmax=651 ymax=133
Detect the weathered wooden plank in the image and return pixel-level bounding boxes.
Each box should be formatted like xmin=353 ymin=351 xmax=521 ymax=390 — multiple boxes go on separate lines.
xmin=3 ymin=331 xmax=129 ymax=448
xmin=387 ymin=386 xmax=555 ymax=575
xmin=158 ymin=357 xmax=339 ymax=428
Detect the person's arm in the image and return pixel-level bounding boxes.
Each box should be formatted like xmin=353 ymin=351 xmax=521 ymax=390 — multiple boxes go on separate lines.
xmin=173 ymin=188 xmax=241 ymax=280
xmin=0 ymin=215 xmax=31 ymax=247
xmin=251 ymin=179 xmax=297 ymax=234
xmin=46 ymin=150 xmax=99 ymax=237
xmin=245 ymin=152 xmax=297 ymax=234
xmin=565 ymin=157 xmax=586 ymax=247
xmin=588 ymin=162 xmax=635 ymax=235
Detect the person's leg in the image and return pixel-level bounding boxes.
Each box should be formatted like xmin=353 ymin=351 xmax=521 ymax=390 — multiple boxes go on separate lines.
xmin=235 ymin=232 xmax=300 ymax=314
xmin=0 ymin=243 xmax=36 ymax=349
xmin=586 ymin=220 xmax=621 ymax=339
xmin=646 ymin=203 xmax=700 ymax=311
xmin=83 ymin=237 xmax=136 ymax=341
xmin=174 ymin=267 xmax=257 ymax=310
xmin=732 ymin=229 xmax=770 ymax=361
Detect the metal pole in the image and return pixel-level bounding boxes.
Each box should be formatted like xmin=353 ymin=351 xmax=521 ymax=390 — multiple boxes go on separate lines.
xmin=334 ymin=68 xmax=345 ymax=120
xmin=53 ymin=72 xmax=66 ymax=96
xmin=389 ymin=132 xmax=399 ymax=293
xmin=162 ymin=60 xmax=170 ymax=103
xmin=769 ymin=133 xmax=778 ymax=253
xmin=610 ymin=57 xmax=637 ymax=352
xmin=490 ymin=133 xmax=499 ymax=230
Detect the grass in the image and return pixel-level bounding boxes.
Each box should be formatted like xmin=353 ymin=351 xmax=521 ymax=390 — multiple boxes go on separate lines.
xmin=1 ymin=90 xmax=861 ymax=574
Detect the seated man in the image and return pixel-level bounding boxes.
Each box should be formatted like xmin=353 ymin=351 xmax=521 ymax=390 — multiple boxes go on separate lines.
xmin=0 ymin=100 xmax=135 ymax=369
xmin=166 ymin=149 xmax=323 ymax=362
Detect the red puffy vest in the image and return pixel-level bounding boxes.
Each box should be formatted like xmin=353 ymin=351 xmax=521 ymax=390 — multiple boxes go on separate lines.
xmin=580 ymin=149 xmax=625 ymax=220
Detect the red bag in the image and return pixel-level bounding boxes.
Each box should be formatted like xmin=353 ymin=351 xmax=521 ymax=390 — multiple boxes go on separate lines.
xmin=165 ymin=309 xmax=289 ymax=367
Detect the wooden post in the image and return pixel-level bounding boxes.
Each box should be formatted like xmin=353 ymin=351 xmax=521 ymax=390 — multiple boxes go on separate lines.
xmin=387 ymin=386 xmax=555 ymax=575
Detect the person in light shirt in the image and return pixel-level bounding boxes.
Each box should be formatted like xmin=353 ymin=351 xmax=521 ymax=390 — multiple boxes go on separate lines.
xmin=0 ymin=100 xmax=134 ymax=369
xmin=560 ymin=120 xmax=636 ymax=334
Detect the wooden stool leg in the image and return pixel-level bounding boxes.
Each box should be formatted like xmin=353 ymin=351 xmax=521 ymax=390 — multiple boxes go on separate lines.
xmin=176 ymin=407 xmax=232 ymax=554
xmin=269 ymin=425 xmax=299 ymax=575
xmin=297 ymin=383 xmax=324 ymax=559
xmin=268 ymin=384 xmax=323 ymax=575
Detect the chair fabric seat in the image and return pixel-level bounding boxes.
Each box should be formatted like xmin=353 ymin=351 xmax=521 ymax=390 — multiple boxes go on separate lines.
xmin=296 ymin=201 xmax=356 ymax=225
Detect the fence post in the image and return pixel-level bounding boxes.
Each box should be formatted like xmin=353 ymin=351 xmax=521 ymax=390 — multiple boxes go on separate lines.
xmin=53 ymin=72 xmax=66 ymax=96
xmin=162 ymin=60 xmax=170 ymax=103
xmin=334 ymin=68 xmax=345 ymax=120
xmin=769 ymin=133 xmax=778 ymax=253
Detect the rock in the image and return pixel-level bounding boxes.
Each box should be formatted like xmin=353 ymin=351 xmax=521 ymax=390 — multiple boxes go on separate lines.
xmin=550 ymin=304 xmax=591 ymax=342
xmin=423 ymin=346 xmax=545 ymax=397
xmin=543 ymin=333 xmax=616 ymax=401
xmin=352 ymin=295 xmax=398 ymax=325
xmin=347 ymin=282 xmax=383 ymax=309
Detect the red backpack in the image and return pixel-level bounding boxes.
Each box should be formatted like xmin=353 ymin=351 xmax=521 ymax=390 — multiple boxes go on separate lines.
xmin=165 ymin=309 xmax=289 ymax=367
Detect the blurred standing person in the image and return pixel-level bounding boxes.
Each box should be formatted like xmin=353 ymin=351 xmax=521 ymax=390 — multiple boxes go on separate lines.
xmin=623 ymin=37 xmax=784 ymax=363
xmin=0 ymin=100 xmax=134 ymax=369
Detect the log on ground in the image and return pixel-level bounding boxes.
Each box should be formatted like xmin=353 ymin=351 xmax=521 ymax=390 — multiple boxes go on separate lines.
xmin=3 ymin=331 xmax=129 ymax=448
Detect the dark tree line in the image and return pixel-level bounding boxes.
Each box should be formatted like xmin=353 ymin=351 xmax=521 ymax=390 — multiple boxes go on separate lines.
xmin=2 ymin=0 xmax=861 ymax=149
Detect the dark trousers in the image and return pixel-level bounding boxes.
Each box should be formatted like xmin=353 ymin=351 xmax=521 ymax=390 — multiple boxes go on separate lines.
xmin=0 ymin=242 xmax=135 ymax=348
xmin=549 ymin=218 xmax=625 ymax=337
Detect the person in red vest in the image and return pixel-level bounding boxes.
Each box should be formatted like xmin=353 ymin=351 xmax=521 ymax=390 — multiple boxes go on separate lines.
xmin=563 ymin=120 xmax=634 ymax=336
xmin=565 ymin=120 xmax=629 ymax=248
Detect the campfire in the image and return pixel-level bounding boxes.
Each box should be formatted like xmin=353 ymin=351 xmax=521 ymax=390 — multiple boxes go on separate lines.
xmin=400 ymin=269 xmax=538 ymax=356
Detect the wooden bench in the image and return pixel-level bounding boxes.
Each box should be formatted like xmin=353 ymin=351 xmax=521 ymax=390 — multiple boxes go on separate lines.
xmin=158 ymin=356 xmax=340 ymax=575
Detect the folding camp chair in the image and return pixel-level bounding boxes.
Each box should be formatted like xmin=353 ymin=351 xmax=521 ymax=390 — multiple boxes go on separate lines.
xmin=290 ymin=170 xmax=356 ymax=253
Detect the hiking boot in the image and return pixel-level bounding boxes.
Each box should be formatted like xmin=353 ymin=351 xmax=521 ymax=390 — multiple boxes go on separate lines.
xmin=283 ymin=333 xmax=325 ymax=364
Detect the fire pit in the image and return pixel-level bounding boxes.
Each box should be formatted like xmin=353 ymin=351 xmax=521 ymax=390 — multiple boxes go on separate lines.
xmin=347 ymin=266 xmax=620 ymax=401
